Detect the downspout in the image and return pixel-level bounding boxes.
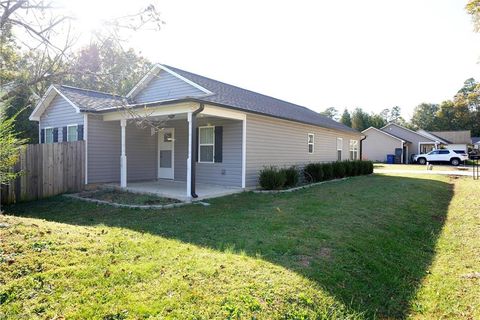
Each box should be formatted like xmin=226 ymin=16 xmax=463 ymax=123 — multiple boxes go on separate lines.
xmin=359 ymin=135 xmax=367 ymax=160
xmin=190 ymin=103 xmax=204 ymax=198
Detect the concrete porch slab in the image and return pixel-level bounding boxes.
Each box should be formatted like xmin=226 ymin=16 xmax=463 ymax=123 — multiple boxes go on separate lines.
xmin=107 ymin=180 xmax=243 ymax=202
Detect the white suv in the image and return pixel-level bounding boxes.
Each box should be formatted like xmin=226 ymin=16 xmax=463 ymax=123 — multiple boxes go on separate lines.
xmin=413 ymin=149 xmax=468 ymax=166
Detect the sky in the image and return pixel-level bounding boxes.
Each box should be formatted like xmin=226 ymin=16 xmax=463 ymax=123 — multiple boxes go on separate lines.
xmin=56 ymin=0 xmax=480 ymax=120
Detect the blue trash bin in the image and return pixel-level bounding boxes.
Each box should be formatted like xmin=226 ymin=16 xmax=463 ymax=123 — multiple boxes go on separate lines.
xmin=387 ymin=154 xmax=395 ymax=164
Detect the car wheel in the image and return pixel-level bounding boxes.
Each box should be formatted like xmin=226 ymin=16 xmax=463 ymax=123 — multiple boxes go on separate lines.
xmin=451 ymin=158 xmax=460 ymax=166
xmin=418 ymin=158 xmax=426 ymax=165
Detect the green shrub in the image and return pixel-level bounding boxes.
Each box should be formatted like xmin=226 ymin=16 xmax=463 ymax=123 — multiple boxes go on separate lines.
xmin=304 ymin=163 xmax=323 ymax=183
xmin=343 ymin=161 xmax=354 ymax=176
xmin=259 ymin=166 xmax=286 ymax=190
xmin=321 ymin=163 xmax=334 ymax=181
xmin=281 ymin=166 xmax=299 ymax=188
xmin=332 ymin=161 xmax=346 ymax=178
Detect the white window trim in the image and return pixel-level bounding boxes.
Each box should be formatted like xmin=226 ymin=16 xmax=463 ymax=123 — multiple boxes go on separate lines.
xmin=337 ymin=137 xmax=343 ymax=160
xmin=198 ymin=126 xmax=215 ymax=163
xmin=308 ymin=133 xmax=315 ymax=154
xmin=349 ymin=139 xmax=359 ymax=160
xmin=67 ymin=124 xmax=78 ymax=142
xmin=337 ymin=138 xmax=343 ymax=151
xmin=44 ymin=127 xmax=54 ymax=144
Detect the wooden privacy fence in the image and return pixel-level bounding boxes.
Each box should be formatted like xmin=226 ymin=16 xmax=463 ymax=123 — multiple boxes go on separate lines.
xmin=1 ymin=141 xmax=85 ymax=205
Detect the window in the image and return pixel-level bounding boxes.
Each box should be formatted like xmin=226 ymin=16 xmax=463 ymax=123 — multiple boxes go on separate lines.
xmin=67 ymin=125 xmax=78 ymax=142
xmin=199 ymin=126 xmax=215 ymax=163
xmin=349 ymin=140 xmax=359 ymax=160
xmin=307 ymin=134 xmax=314 ymax=154
xmin=439 ymin=150 xmax=450 ymax=155
xmin=337 ymin=138 xmax=343 ymax=161
xmin=45 ymin=127 xmax=53 ymax=144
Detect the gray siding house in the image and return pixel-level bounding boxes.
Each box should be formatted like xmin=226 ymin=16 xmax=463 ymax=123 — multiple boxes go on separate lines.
xmin=30 ymin=64 xmax=361 ymax=200
xmin=362 ymin=123 xmax=470 ymax=163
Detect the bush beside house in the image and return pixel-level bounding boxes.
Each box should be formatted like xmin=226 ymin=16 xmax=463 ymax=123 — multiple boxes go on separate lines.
xmin=259 ymin=160 xmax=374 ymax=190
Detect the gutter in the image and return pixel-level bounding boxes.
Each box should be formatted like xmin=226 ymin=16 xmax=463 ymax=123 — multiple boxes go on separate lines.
xmin=190 ymin=103 xmax=204 ymax=198
xmin=360 ymin=135 xmax=367 ymax=160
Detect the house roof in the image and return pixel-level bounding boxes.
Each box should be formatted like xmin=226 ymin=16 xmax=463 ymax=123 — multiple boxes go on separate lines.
xmin=416 ymin=129 xmax=450 ymax=144
xmin=428 ymin=130 xmax=471 ymax=144
xmin=472 ymin=137 xmax=480 ymax=144
xmin=362 ymin=126 xmax=410 ymax=143
xmin=381 ymin=123 xmax=438 ymax=142
xmin=55 ymin=85 xmax=125 ymax=111
xmin=148 ymin=65 xmax=358 ymax=134
xmin=30 ymin=64 xmax=359 ymax=135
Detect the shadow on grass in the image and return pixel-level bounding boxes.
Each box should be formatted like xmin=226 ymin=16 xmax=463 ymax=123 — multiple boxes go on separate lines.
xmin=5 ymin=174 xmax=453 ymax=318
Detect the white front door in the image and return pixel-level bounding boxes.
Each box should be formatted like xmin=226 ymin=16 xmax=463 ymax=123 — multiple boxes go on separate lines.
xmin=158 ymin=128 xmax=175 ymax=179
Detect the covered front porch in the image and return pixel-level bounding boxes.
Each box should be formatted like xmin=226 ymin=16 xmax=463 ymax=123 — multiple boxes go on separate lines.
xmin=98 ymin=102 xmax=247 ymax=201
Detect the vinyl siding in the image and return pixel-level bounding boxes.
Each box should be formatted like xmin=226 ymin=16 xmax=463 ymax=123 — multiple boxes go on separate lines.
xmin=134 ymin=70 xmax=205 ymax=104
xmin=196 ymin=118 xmax=242 ymax=187
xmin=87 ymin=116 xmax=241 ymax=186
xmin=87 ymin=116 xmax=157 ymax=183
xmin=382 ymin=124 xmax=435 ymax=159
xmin=362 ymin=128 xmax=402 ymax=162
xmin=245 ymin=114 xmax=361 ymax=187
xmin=87 ymin=115 xmax=120 ymax=183
xmin=39 ymin=95 xmax=83 ymax=142
xmin=161 ymin=118 xmax=242 ymax=186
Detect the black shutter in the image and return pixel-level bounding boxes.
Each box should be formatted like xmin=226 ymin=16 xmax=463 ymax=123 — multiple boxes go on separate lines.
xmin=195 ymin=127 xmax=199 ymax=162
xmin=62 ymin=126 xmax=67 ymax=142
xmin=41 ymin=129 xmax=45 ymax=143
xmin=77 ymin=124 xmax=84 ymax=141
xmin=53 ymin=128 xmax=59 ymax=142
xmin=214 ymin=126 xmax=223 ymax=163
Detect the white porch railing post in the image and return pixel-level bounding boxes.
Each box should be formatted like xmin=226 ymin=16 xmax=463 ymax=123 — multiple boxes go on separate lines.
xmin=187 ymin=112 xmax=192 ymax=197
xmin=241 ymin=117 xmax=246 ymax=189
xmin=120 ymin=119 xmax=127 ymax=188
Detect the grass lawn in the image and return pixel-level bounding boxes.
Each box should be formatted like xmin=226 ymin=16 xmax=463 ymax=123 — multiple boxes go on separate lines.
xmin=374 ymin=163 xmax=472 ymax=171
xmin=1 ymin=174 xmax=479 ymax=319
xmin=77 ymin=189 xmax=179 ymax=206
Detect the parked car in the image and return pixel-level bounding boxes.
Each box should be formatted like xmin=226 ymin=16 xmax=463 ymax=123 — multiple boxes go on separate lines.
xmin=413 ymin=149 xmax=469 ymax=166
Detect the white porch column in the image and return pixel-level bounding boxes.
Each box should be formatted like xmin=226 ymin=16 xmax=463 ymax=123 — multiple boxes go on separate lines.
xmin=186 ymin=112 xmax=192 ymax=197
xmin=241 ymin=117 xmax=246 ymax=189
xmin=120 ymin=119 xmax=127 ymax=188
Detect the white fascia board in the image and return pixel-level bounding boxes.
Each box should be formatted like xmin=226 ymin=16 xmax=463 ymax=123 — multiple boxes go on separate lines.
xmin=102 ymin=103 xmax=198 ymax=121
xmin=126 ymin=64 xmax=213 ymax=99
xmin=201 ymin=105 xmax=246 ymax=121
xmin=29 ymin=85 xmax=81 ymax=121
xmin=29 ymin=85 xmax=56 ymax=121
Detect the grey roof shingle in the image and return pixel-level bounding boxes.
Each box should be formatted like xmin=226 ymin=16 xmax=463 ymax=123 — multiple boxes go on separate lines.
xmin=54 ymin=66 xmax=359 ymax=135
xmin=161 ymin=65 xmax=358 ymax=134
xmin=55 ymin=85 xmax=124 ymax=111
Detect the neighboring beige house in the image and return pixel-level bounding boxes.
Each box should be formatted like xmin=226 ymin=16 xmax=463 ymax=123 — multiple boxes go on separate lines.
xmin=29 ymin=64 xmax=362 ymax=200
xmin=362 ymin=123 xmax=471 ymax=163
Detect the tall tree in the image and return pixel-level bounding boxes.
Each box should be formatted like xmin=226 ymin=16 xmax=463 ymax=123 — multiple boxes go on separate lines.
xmin=369 ymin=113 xmax=386 ymax=128
xmin=340 ymin=109 xmax=352 ymax=127
xmin=320 ymin=107 xmax=339 ymax=120
xmin=351 ymin=108 xmax=370 ymax=131
xmin=66 ymin=38 xmax=153 ymax=96
xmin=0 ymin=101 xmax=27 ymax=210
xmin=410 ymin=103 xmax=439 ymax=130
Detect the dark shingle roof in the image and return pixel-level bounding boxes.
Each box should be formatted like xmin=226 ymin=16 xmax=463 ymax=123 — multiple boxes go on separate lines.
xmin=53 ymin=67 xmax=359 ymax=135
xmin=162 ymin=65 xmax=358 ymax=134
xmin=55 ymin=85 xmax=124 ymax=111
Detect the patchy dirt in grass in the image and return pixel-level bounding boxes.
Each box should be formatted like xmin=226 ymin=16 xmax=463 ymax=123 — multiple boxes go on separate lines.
xmin=295 ymin=248 xmax=333 ymax=267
